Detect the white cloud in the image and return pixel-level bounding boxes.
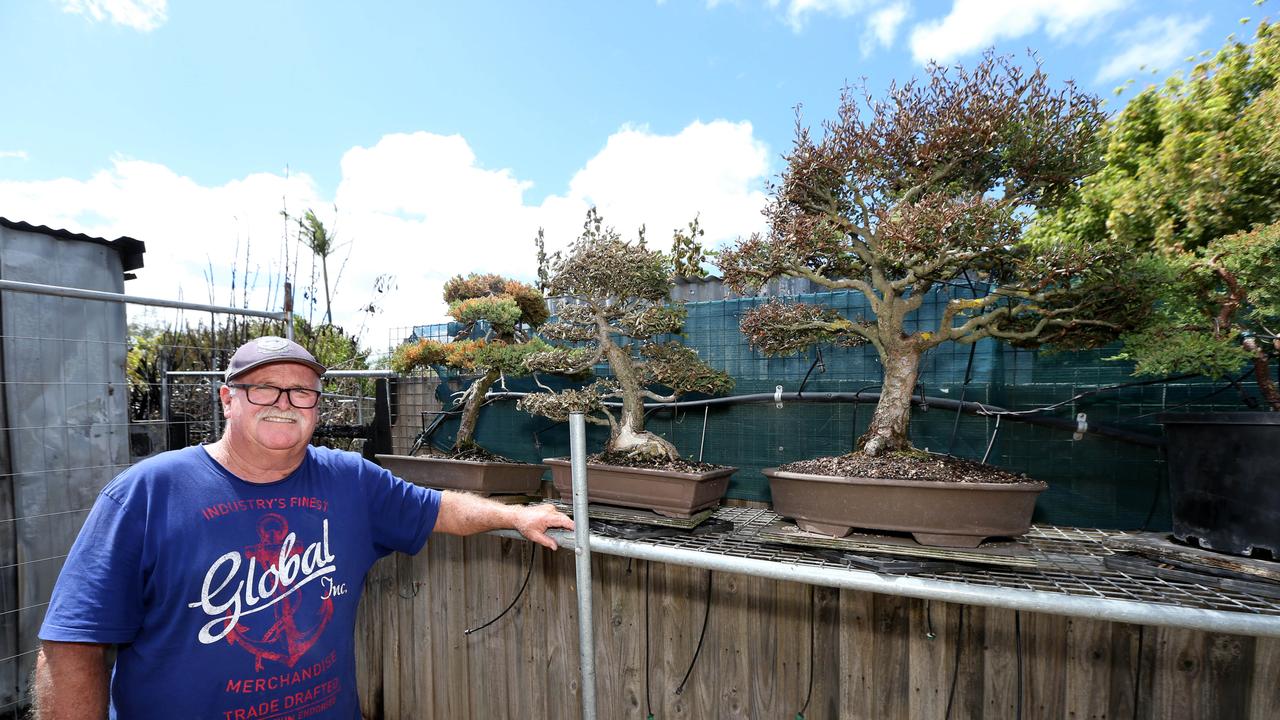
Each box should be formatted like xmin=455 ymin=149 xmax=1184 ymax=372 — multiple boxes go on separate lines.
xmin=909 ymin=0 xmax=1127 ymax=64
xmin=562 ymin=120 xmax=770 ymax=249
xmin=1095 ymin=15 xmax=1211 ymax=84
xmin=60 ymin=0 xmax=168 ymax=32
xmin=0 ymin=122 xmax=771 ymax=353
xmin=0 ymin=150 xmax=29 ymax=160
xmin=780 ymin=0 xmax=870 ymax=32
xmin=860 ymin=1 xmax=909 ymax=57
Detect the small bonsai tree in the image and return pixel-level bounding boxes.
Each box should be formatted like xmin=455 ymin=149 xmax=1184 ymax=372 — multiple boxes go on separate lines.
xmin=1031 ymin=20 xmax=1280 ymax=410
xmin=518 ymin=209 xmax=734 ymax=461
xmin=719 ymin=53 xmax=1152 ymax=458
xmin=391 ymin=274 xmax=551 ymax=458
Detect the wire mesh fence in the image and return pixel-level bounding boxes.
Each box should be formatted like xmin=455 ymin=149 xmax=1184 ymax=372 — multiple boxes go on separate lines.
xmin=0 ymin=276 xmax=385 ymax=718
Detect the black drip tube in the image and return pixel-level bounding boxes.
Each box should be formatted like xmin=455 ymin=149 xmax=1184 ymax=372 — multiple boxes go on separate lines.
xmin=483 ymin=390 xmax=1165 ymax=448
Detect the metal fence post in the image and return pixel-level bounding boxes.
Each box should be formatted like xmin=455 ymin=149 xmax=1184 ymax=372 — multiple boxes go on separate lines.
xmin=569 ymin=412 xmax=597 ymax=720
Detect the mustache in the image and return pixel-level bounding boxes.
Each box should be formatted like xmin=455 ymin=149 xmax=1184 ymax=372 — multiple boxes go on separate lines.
xmin=257 ymin=409 xmax=304 ymax=422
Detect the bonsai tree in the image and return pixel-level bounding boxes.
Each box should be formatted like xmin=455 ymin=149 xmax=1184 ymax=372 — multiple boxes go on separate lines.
xmin=1031 ymin=20 xmax=1280 ymax=409
xmin=718 ymin=53 xmax=1152 ymax=458
xmin=390 ymin=273 xmax=551 ymax=457
xmin=518 ymin=209 xmax=734 ymax=461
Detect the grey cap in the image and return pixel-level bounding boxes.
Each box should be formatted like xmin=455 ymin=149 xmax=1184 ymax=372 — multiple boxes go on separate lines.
xmin=225 ymin=336 xmax=327 ymax=381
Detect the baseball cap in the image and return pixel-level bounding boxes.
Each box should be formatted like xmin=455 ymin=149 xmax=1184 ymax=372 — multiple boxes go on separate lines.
xmin=225 ymin=336 xmax=327 ymax=381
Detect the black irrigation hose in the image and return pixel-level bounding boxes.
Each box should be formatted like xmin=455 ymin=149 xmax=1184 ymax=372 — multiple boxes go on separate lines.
xmin=1015 ymin=611 xmax=1023 ymax=720
xmin=486 ymin=390 xmax=1165 ymax=448
xmin=945 ymin=341 xmax=979 ymax=457
xmin=795 ymin=584 xmax=816 ymax=719
xmin=796 ymin=349 xmax=825 ymax=397
xmin=1131 ymin=625 xmax=1145 ymax=720
xmin=674 ymin=569 xmax=714 ymax=696
xmin=645 ymin=561 xmax=653 ymax=720
xmin=944 ymin=606 xmax=966 ymax=720
xmin=464 ymin=543 xmax=537 ymax=635
xmin=1130 ymin=367 xmax=1257 ymax=420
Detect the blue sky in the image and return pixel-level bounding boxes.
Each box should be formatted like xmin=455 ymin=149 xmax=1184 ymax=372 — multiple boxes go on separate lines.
xmin=0 ymin=1 xmax=1263 ymax=350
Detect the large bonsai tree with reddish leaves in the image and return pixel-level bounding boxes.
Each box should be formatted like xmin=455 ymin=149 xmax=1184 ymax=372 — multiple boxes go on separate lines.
xmin=719 ymin=53 xmax=1153 ymax=458
xmin=519 ymin=209 xmax=734 ymax=460
xmin=391 ymin=274 xmax=551 ymax=456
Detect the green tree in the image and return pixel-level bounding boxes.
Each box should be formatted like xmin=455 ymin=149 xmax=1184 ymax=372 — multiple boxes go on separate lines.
xmin=1032 ymin=20 xmax=1280 ymax=409
xmin=718 ymin=53 xmax=1151 ymax=457
xmin=670 ymin=214 xmax=709 ymax=279
xmin=300 ymin=209 xmax=339 ymax=325
xmin=518 ymin=209 xmax=733 ymax=460
xmin=390 ymin=274 xmax=551 ymax=454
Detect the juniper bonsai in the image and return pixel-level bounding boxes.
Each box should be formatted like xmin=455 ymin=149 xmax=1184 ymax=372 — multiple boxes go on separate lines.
xmin=1110 ymin=223 xmax=1280 ymax=410
xmin=390 ymin=273 xmax=551 ymax=456
xmin=719 ymin=53 xmax=1152 ymax=458
xmin=519 ymin=209 xmax=733 ymax=460
xmin=1030 ymin=21 xmax=1280 ymax=410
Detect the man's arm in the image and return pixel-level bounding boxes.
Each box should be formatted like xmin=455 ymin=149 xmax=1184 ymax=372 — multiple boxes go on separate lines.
xmin=32 ymin=641 xmax=109 ymax=720
xmin=433 ymin=491 xmax=574 ymax=550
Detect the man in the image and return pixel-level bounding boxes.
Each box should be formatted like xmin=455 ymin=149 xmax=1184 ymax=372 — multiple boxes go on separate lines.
xmin=33 ymin=335 xmax=572 ymax=719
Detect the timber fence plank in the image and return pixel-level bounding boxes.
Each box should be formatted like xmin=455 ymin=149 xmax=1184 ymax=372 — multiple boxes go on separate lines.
xmin=746 ymin=571 xmax=781 ymax=718
xmin=1105 ymin=622 xmax=1143 ymax=720
xmin=356 ymin=557 xmax=388 ymax=719
xmin=410 ymin=540 xmax=434 ymax=717
xmin=811 ymin=585 xmax=842 ymax=720
xmin=542 ymin=543 xmax=579 ymax=720
xmin=956 ymin=604 xmax=986 ymax=720
xmin=1065 ymin=617 xmax=1113 ymax=720
xmin=1247 ymin=636 xmax=1279 ymax=720
xmin=908 ymin=598 xmax=949 ymax=719
xmin=395 ymin=552 xmax=418 ymax=719
xmin=442 ymin=534 xmax=472 ymax=718
xmin=1150 ymin=626 xmax=1204 ymax=720
xmin=711 ymin=570 xmax=751 ymax=719
xmin=838 ymin=589 xmax=876 ymax=719
xmin=983 ymin=608 xmax=1020 ymax=719
xmin=1202 ymin=632 xmax=1255 ymax=719
xmin=872 ymin=593 xmax=911 ymax=720
xmin=1025 ymin=612 xmax=1068 ymax=719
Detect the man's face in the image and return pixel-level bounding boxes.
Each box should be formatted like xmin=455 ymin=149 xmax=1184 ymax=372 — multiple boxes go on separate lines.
xmin=221 ymin=362 xmax=322 ymax=456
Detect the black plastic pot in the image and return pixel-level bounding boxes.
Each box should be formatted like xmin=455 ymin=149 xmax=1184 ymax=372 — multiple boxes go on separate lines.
xmin=1158 ymin=412 xmax=1280 ymax=558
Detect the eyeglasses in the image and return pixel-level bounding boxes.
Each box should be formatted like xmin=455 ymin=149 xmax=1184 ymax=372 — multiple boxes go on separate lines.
xmin=227 ymin=383 xmax=323 ymax=409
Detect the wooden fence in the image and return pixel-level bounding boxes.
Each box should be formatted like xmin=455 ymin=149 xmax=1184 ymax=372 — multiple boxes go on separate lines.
xmin=353 ymin=532 xmax=1278 ymax=720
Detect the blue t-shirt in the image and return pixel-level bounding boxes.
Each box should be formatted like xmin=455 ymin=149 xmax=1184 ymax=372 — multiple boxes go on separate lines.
xmin=40 ymin=444 xmax=441 ymax=720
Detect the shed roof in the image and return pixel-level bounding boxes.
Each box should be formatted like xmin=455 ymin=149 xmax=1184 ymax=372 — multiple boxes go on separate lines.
xmin=0 ymin=216 xmax=146 ymax=272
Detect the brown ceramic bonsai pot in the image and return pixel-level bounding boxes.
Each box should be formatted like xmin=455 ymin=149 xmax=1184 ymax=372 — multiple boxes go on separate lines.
xmin=544 ymin=458 xmax=735 ymax=518
xmin=763 ymin=468 xmax=1048 ymax=548
xmin=377 ymin=454 xmax=547 ymax=496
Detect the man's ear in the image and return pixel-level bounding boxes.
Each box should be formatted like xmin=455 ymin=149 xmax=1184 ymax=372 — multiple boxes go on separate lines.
xmin=218 ymin=384 xmax=234 ymax=417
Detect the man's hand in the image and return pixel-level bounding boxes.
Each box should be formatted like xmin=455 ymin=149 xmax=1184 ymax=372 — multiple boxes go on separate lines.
xmin=510 ymin=502 xmax=575 ymax=550
xmin=435 ymin=491 xmax=574 ymax=550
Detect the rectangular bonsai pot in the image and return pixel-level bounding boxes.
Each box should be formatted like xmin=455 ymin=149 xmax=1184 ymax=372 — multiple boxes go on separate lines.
xmin=377 ymin=454 xmax=547 ymax=496
xmin=764 ymin=468 xmax=1047 ymax=548
xmin=544 ymin=458 xmax=735 ymax=518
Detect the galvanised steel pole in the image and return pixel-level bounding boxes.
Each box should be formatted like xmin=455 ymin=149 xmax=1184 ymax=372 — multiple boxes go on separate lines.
xmin=569 ymin=412 xmax=597 ymax=720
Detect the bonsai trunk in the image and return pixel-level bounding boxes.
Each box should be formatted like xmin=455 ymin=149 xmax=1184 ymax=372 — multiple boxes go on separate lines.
xmin=455 ymin=368 xmax=501 ymax=450
xmin=603 ymin=338 xmax=678 ymax=459
xmin=858 ymin=345 xmax=922 ymax=457
xmin=1243 ymin=336 xmax=1280 ymax=411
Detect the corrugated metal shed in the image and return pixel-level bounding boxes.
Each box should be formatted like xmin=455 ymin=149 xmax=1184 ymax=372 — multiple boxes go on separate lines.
xmin=0 ymin=218 xmax=145 ymax=710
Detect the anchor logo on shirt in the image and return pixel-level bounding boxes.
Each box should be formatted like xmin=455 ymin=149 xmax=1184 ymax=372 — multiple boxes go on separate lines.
xmin=224 ymin=513 xmax=334 ymax=670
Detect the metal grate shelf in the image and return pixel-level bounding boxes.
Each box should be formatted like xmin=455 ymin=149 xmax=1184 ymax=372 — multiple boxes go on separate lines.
xmin=517 ymin=505 xmax=1280 ymax=638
